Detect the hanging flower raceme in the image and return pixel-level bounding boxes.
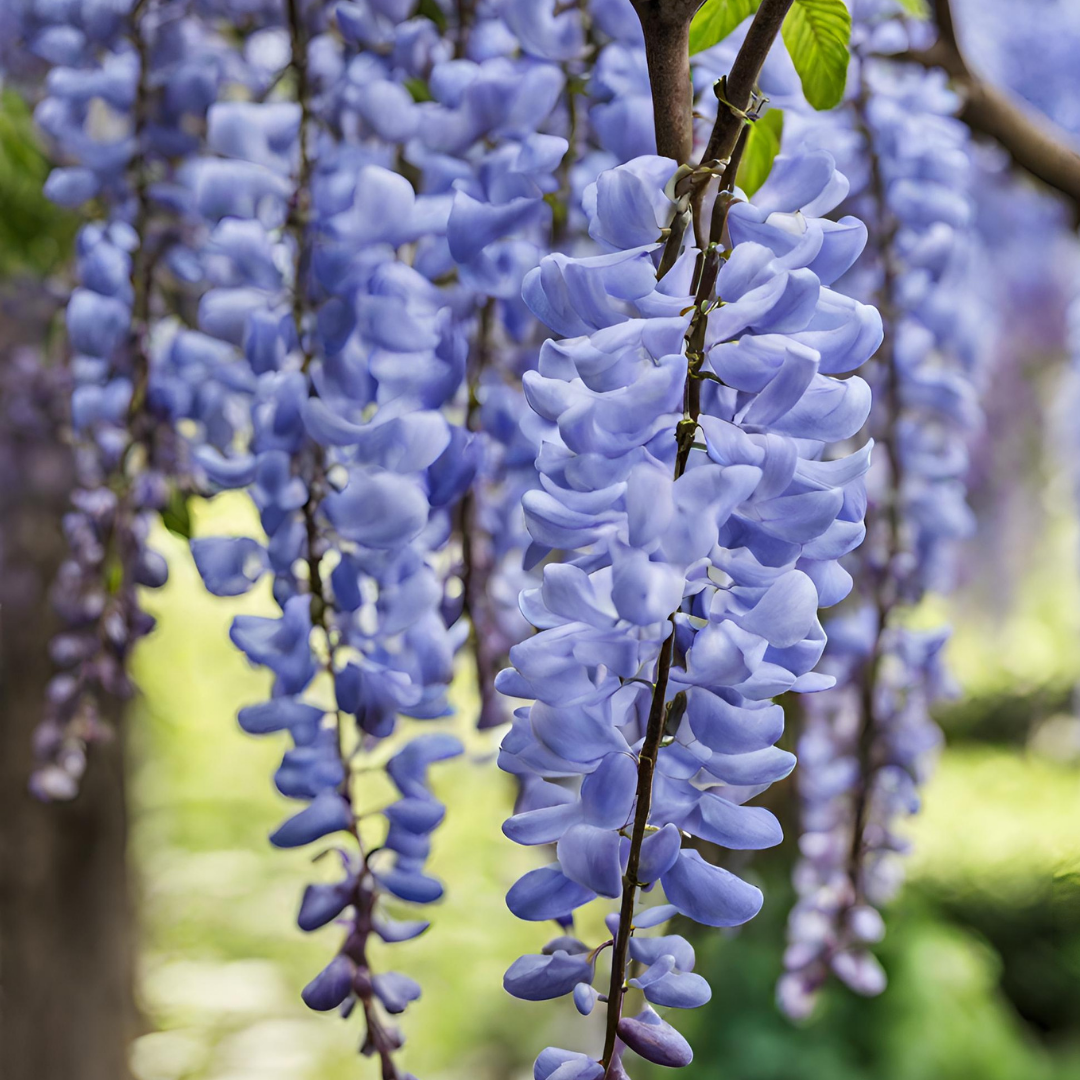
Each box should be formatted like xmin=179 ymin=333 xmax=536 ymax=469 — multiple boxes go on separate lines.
xmin=18 ymin=0 xmax=216 ymax=799
xmin=170 ymin=2 xmax=524 ymax=1066
xmin=384 ymin=1 xmax=579 ymax=732
xmin=438 ymin=0 xmax=734 ymax=735
xmin=778 ymin=0 xmax=985 ymax=1018
xmin=498 ymin=135 xmax=880 ymax=1075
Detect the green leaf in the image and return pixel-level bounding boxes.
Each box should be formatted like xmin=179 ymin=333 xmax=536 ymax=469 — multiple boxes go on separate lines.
xmin=404 ymin=78 xmax=433 ymax=103
xmin=161 ymin=487 xmax=194 ymax=541
xmin=781 ymin=0 xmax=852 ymax=111
xmin=415 ymin=0 xmax=447 ymax=31
xmin=689 ymin=0 xmax=760 ymax=55
xmin=736 ymin=108 xmax=783 ymax=196
xmin=0 ymin=90 xmax=75 ymax=276
xmin=896 ymin=0 xmax=930 ymax=17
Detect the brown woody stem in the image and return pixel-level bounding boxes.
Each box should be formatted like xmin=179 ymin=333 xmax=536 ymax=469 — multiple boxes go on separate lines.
xmin=631 ymin=1 xmax=703 ymax=164
xmin=700 ymin=0 xmax=794 ymax=169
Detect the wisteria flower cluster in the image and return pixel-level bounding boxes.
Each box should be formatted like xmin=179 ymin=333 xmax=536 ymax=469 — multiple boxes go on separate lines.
xmin=496 ymin=115 xmax=881 ymax=1069
xmin=150 ymin=0 xmax=594 ymax=1069
xmin=778 ymin=0 xmax=986 ymax=1017
xmin=8 ymin=0 xmax=882 ymax=1068
xmin=16 ymin=0 xmax=215 ymax=799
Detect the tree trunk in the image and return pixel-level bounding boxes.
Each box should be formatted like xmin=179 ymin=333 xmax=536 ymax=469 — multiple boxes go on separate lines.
xmin=0 ymin=297 xmax=136 ymax=1080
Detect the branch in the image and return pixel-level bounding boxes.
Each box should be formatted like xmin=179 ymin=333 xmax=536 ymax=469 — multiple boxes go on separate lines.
xmin=900 ymin=0 xmax=1080 ymax=223
xmin=631 ymin=1 xmax=706 ymax=164
xmin=686 ymin=0 xmax=794 ymax=245
xmin=701 ymin=0 xmax=794 ymax=168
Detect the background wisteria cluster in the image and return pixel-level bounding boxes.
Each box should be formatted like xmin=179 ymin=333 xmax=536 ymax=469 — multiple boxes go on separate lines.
xmin=3 ymin=1 xmax=1080 ymax=1079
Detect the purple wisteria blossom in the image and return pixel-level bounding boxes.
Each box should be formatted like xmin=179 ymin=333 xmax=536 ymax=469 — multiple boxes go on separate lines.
xmin=778 ymin=0 xmax=987 ymax=1017
xmin=498 ymin=72 xmax=881 ymax=1069
xmin=13 ymin=0 xmax=215 ymax=800
xmin=157 ymin=0 xmax=586 ymax=1067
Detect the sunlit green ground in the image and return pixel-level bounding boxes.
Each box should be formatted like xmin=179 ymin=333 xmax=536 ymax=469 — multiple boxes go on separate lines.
xmin=128 ymin=494 xmax=1080 ymax=1080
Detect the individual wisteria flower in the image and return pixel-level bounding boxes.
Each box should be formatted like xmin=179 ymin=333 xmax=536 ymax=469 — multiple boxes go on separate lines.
xmin=586 ymin=3 xmax=654 ymax=165
xmin=778 ymin=0 xmax=986 ymax=1018
xmin=16 ymin=0 xmax=213 ymax=800
xmin=497 ymin=38 xmax=882 ymax=1067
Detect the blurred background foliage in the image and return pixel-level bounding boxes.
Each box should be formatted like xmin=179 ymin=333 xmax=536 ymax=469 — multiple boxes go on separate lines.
xmin=4 ymin=62 xmax=1080 ymax=1080
xmin=0 ymin=90 xmax=75 ymax=279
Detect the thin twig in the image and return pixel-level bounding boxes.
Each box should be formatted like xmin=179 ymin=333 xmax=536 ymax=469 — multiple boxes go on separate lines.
xmin=844 ymin=73 xmax=901 ymax=909
xmin=699 ymin=0 xmax=794 ymax=169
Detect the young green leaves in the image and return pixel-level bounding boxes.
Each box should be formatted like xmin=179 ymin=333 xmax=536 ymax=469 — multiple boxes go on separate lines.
xmin=689 ymin=0 xmax=760 ymax=54
xmin=689 ymin=0 xmax=852 ymax=112
xmin=736 ymin=108 xmax=783 ymax=196
xmin=897 ymin=0 xmax=931 ymax=17
xmin=782 ymin=0 xmax=852 ymax=110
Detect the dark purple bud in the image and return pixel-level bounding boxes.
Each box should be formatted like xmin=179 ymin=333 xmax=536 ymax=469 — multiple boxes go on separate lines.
xmin=301 ymin=955 xmax=355 ymax=1012
xmin=49 ymin=632 xmax=98 ymax=667
xmin=46 ymin=674 xmax=79 ymax=706
xmin=383 ymin=823 xmax=432 ymax=860
xmin=270 ymin=791 xmax=353 ymax=848
xmin=237 ymin=697 xmax=324 ymax=742
xmin=135 ymin=549 xmax=169 ymax=588
xmin=617 ymin=1006 xmax=692 ymax=1068
xmin=371 ymin=913 xmax=430 ymax=943
xmin=374 ymin=859 xmax=445 ymax=905
xmin=102 ymin=609 xmax=128 ymax=648
xmin=384 ymin=796 xmax=446 ymax=834
xmin=130 ymin=608 xmax=157 ymax=639
xmin=297 ymin=878 xmax=355 ymax=932
xmin=385 ymin=733 xmax=464 ymax=798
